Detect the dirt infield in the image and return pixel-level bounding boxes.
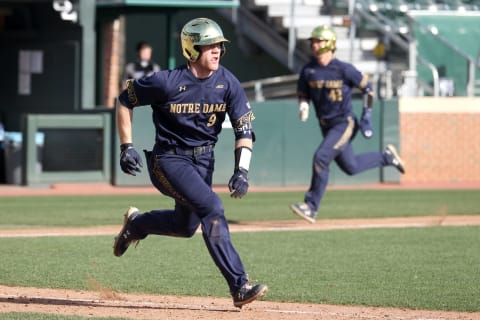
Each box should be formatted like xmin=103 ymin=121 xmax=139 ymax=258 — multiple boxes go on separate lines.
xmin=1 ymin=182 xmax=480 ymax=319
xmin=1 ymin=284 xmax=479 ymax=320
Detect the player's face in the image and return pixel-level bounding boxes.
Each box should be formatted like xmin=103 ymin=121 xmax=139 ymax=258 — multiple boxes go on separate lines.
xmin=197 ymin=43 xmax=222 ymax=72
xmin=310 ymin=39 xmax=333 ymax=66
xmin=311 ymin=39 xmax=328 ymax=54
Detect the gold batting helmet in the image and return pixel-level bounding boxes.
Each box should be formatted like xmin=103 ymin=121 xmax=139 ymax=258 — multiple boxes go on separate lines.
xmin=309 ymin=25 xmax=337 ymax=54
xmin=181 ymin=18 xmax=229 ymax=62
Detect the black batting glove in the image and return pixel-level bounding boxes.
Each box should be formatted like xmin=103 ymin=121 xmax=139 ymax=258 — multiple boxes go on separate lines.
xmin=228 ymin=168 xmax=249 ymax=198
xmin=120 ymin=143 xmax=143 ymax=176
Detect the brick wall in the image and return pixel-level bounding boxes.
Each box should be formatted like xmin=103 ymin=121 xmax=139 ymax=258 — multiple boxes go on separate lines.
xmin=399 ymin=98 xmax=480 ymax=183
xmin=101 ymin=17 xmax=125 ymax=109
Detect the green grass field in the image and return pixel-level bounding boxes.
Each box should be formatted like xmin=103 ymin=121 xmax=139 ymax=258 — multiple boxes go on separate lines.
xmin=1 ymin=189 xmax=479 ymax=227
xmin=1 ymin=189 xmax=479 ymax=319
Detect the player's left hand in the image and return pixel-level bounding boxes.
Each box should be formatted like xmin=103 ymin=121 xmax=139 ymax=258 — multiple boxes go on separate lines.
xmin=360 ymin=107 xmax=373 ymax=139
xmin=228 ymin=168 xmax=249 ymax=198
xmin=120 ymin=143 xmax=143 ymax=176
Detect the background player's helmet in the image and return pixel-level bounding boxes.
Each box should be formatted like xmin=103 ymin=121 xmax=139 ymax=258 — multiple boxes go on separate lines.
xmin=181 ymin=18 xmax=229 ymax=62
xmin=309 ymin=25 xmax=336 ymax=54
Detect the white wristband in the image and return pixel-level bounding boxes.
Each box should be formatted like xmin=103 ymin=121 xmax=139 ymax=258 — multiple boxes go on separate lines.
xmin=237 ymin=147 xmax=252 ymax=171
xmin=299 ymin=101 xmax=309 ymax=111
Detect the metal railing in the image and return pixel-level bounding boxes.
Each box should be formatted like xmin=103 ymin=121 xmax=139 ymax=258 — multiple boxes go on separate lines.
xmin=354 ymin=0 xmax=479 ymax=96
xmin=352 ymin=1 xmax=441 ymax=96
xmin=217 ymin=6 xmax=310 ymax=73
xmin=411 ymin=17 xmax=479 ymax=97
xmin=242 ymin=74 xmax=299 ymax=102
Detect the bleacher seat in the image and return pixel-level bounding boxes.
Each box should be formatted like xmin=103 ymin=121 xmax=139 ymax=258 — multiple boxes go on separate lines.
xmin=243 ymin=0 xmax=479 ymax=96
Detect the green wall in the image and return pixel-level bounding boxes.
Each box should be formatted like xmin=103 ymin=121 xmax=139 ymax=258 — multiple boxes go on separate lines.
xmin=114 ymin=98 xmax=401 ymax=187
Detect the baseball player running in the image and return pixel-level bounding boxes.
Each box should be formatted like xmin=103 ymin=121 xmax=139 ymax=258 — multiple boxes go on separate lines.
xmin=290 ymin=25 xmax=405 ymax=223
xmin=113 ymin=17 xmax=267 ymax=308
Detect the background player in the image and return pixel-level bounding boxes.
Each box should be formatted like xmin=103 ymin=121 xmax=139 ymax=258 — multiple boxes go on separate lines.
xmin=290 ymin=25 xmax=405 ymax=223
xmin=113 ymin=17 xmax=267 ymax=308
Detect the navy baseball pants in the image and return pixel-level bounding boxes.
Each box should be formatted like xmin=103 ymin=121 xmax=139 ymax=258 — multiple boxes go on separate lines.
xmin=305 ymin=114 xmax=390 ymax=212
xmin=128 ymin=143 xmax=248 ymax=294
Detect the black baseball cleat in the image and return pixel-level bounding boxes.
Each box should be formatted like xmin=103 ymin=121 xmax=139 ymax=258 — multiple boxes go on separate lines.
xmin=232 ymin=283 xmax=268 ymax=308
xmin=113 ymin=207 xmax=141 ymax=257
xmin=289 ymin=203 xmax=317 ymax=223
xmin=384 ymin=144 xmax=405 ymax=174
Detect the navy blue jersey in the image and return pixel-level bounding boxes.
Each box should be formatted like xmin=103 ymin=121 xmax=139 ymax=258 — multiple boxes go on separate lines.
xmin=297 ymin=58 xmax=371 ymax=120
xmin=118 ymin=64 xmax=254 ymax=148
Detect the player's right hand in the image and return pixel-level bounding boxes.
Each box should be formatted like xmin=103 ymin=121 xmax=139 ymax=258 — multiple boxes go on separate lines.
xmin=120 ymin=143 xmax=143 ymax=176
xmin=299 ymin=101 xmax=309 ymax=122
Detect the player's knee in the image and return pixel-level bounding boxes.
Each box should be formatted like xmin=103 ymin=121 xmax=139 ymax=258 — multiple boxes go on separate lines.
xmin=313 ymin=156 xmax=329 ymax=176
xmin=342 ymin=166 xmax=356 ymax=175
xmin=313 ymin=152 xmax=329 ymax=169
xmin=339 ymin=161 xmax=359 ymax=175
xmin=202 ymin=215 xmax=229 ymax=241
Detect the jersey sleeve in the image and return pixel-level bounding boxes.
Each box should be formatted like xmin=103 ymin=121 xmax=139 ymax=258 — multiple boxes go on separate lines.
xmin=297 ymin=65 xmax=311 ymax=100
xmin=118 ymin=72 xmax=166 ymax=108
xmin=343 ymin=63 xmax=372 ymax=93
xmin=226 ymin=76 xmax=255 ymax=141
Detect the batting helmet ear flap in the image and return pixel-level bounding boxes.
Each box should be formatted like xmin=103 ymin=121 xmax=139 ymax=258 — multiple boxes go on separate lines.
xmin=219 ymin=42 xmax=227 ymax=57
